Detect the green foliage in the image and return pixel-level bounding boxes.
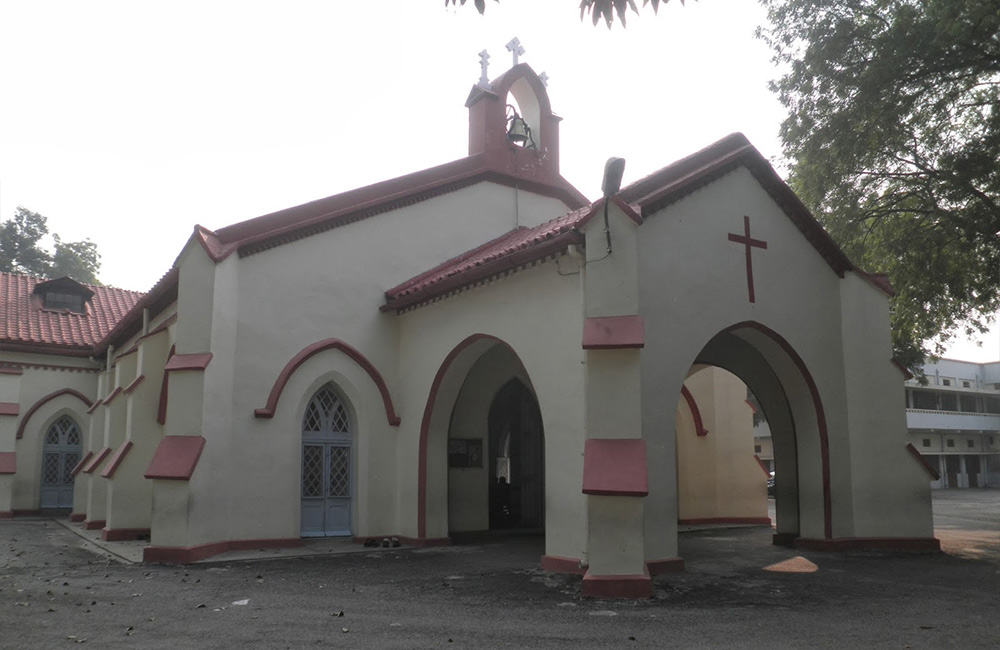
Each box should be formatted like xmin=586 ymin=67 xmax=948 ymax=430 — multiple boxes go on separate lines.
xmin=0 ymin=207 xmax=101 ymax=284
xmin=444 ymin=0 xmax=678 ymax=27
xmin=759 ymin=0 xmax=1000 ymax=368
xmin=0 ymin=207 xmax=51 ymax=277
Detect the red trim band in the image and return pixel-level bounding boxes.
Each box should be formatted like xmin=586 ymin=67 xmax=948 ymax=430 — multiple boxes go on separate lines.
xmin=725 ymin=321 xmax=833 ymax=540
xmin=581 ymin=570 xmax=653 ymax=599
xmin=145 ymin=436 xmax=206 ymax=480
xmin=102 ymin=386 xmax=123 ymax=406
xmin=70 ymin=452 xmax=94 ymax=477
xmin=582 ymin=315 xmax=645 ymax=350
xmin=164 ymin=353 xmax=213 ymax=372
xmin=0 ymin=452 xmax=16 ymax=474
xmin=15 ymin=389 xmax=93 ymax=440
xmin=81 ymin=447 xmax=112 ymax=474
xmin=646 ymin=557 xmax=685 ymax=575
xmin=123 ymin=375 xmax=146 ymax=395
xmin=541 ymin=555 xmax=587 ymax=575
xmin=0 ymin=402 xmax=19 ymax=416
xmin=891 ymin=357 xmax=914 ymax=381
xmin=102 ymin=527 xmax=150 ymax=542
xmin=582 ymin=439 xmax=649 ymax=497
xmin=680 ymin=385 xmax=708 ymax=437
xmin=795 ymin=537 xmax=940 ymax=553
xmin=679 ymin=517 xmax=772 ymax=526
xmin=906 ymin=443 xmax=941 ymax=480
xmin=143 ymin=537 xmax=303 ymax=564
xmin=417 ymin=334 xmax=502 ymax=539
xmin=157 ymin=345 xmax=176 ymax=425
xmin=253 ymin=338 xmax=400 ymax=426
xmin=100 ymin=441 xmax=134 ymax=479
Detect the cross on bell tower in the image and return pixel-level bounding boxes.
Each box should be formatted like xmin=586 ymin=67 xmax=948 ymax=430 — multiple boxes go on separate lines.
xmin=478 ymin=50 xmax=491 ymax=87
xmin=506 ymin=37 xmax=525 ymax=66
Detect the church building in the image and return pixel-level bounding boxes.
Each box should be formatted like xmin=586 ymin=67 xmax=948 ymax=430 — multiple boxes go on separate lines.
xmin=0 ymin=59 xmax=939 ymax=598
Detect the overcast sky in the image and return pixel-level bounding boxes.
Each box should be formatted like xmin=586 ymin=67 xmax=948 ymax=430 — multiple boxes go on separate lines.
xmin=0 ymin=1 xmax=995 ymax=360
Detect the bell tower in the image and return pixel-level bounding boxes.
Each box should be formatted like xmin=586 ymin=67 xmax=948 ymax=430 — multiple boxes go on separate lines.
xmin=465 ymin=45 xmax=562 ymax=185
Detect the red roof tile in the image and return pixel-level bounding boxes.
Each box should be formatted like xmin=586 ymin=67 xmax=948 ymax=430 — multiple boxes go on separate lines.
xmin=0 ymin=273 xmax=144 ymax=353
xmin=382 ymin=135 xmax=886 ymax=314
xmin=382 ymin=206 xmax=590 ymax=313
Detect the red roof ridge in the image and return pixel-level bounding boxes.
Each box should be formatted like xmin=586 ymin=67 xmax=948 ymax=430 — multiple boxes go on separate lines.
xmin=619 ymin=132 xmax=856 ymax=279
xmin=207 ymin=152 xmax=586 ymax=260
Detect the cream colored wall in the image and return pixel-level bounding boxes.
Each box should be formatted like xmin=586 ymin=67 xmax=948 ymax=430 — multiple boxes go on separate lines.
xmin=396 ymin=259 xmax=585 ymax=559
xmin=838 ymin=272 xmax=933 ymax=537
xmin=151 ymin=181 xmax=578 ymax=549
xmin=640 ymin=168 xmax=932 ymax=546
xmin=636 ymin=164 xmax=929 ymax=555
xmin=676 ymin=367 xmax=767 ymax=521
xmin=2 ymin=357 xmax=100 ymax=512
xmin=104 ymin=322 xmax=174 ymax=533
xmin=580 ymin=204 xmax=649 ymax=576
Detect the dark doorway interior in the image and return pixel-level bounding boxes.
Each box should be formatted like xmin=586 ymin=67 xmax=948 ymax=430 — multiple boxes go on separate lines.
xmin=488 ymin=379 xmax=544 ymax=530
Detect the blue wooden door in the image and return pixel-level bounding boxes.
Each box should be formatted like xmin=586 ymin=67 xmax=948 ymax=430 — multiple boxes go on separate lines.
xmin=301 ymin=386 xmax=352 ymax=537
xmin=40 ymin=416 xmax=81 ymax=509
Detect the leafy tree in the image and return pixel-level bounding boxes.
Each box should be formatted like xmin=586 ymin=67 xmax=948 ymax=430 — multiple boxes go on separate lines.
xmin=51 ymin=236 xmax=101 ymax=285
xmin=759 ymin=0 xmax=1000 ymax=370
xmin=0 ymin=207 xmax=51 ymax=277
xmin=0 ymin=207 xmax=101 ymax=284
xmin=445 ymin=0 xmax=676 ymax=28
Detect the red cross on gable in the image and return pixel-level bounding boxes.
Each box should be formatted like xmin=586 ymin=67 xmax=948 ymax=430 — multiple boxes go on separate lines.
xmin=727 ymin=215 xmax=768 ymax=303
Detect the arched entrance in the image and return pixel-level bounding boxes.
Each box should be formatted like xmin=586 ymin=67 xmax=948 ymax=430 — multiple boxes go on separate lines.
xmin=300 ymin=384 xmax=353 ymax=537
xmin=421 ymin=336 xmax=545 ymax=540
xmin=675 ymin=366 xmax=771 ymax=528
xmin=488 ymin=379 xmax=544 ymax=531
xmin=678 ymin=321 xmax=830 ymax=543
xmin=40 ymin=415 xmax=81 ymax=509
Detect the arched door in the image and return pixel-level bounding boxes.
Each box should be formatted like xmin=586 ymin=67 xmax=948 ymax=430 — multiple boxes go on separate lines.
xmin=40 ymin=415 xmax=81 ymax=509
xmin=300 ymin=385 xmax=353 ymax=537
xmin=488 ymin=379 xmax=544 ymax=530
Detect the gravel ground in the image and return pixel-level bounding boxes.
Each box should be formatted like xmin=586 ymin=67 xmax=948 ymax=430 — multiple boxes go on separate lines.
xmin=1 ymin=491 xmax=997 ymax=650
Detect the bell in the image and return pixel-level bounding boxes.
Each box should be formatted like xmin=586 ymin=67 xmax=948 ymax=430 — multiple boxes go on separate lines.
xmin=507 ymin=116 xmax=530 ymax=144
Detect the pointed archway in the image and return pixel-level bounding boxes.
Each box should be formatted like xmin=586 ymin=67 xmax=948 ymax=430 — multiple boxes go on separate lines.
xmin=487 ymin=379 xmax=544 ymax=531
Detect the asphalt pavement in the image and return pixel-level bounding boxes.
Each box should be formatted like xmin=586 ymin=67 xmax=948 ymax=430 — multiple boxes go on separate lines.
xmin=1 ymin=490 xmax=997 ymax=649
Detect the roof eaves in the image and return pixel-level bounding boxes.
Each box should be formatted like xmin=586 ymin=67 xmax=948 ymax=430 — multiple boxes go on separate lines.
xmin=93 ymin=268 xmax=179 ymax=357
xmin=381 ymin=229 xmax=582 ymax=314
xmin=216 ymin=156 xmax=587 ymax=261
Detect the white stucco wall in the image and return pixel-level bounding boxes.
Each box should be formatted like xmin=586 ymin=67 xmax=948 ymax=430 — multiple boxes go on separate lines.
xmin=152 ymin=181 xmax=580 ymax=549
xmin=637 ymin=164 xmax=932 ymax=551
xmin=395 ymin=259 xmax=585 ymax=560
xmin=2 ymin=354 xmax=100 ymax=512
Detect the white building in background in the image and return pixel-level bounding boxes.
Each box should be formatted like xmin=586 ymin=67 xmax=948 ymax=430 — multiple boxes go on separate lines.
xmin=905 ymin=358 xmax=1000 ymax=489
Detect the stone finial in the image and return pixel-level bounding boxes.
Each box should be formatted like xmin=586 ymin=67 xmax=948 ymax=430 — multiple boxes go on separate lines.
xmin=506 ymin=37 xmax=525 ymax=66
xmin=539 ymin=71 xmax=549 ymax=87
xmin=478 ymin=50 xmax=491 ymax=87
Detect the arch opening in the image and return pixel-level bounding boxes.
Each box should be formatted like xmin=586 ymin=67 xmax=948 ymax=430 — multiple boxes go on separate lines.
xmin=670 ymin=322 xmax=832 ymax=546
